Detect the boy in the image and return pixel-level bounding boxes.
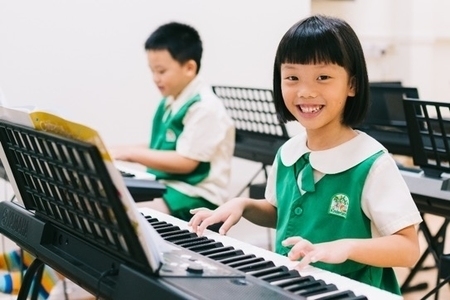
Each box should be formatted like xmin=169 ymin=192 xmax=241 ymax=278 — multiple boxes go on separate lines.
xmin=111 ymin=22 xmax=235 ymax=221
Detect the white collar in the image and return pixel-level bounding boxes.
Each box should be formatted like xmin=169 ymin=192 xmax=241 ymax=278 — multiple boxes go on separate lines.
xmin=280 ymin=130 xmax=386 ymax=174
xmin=165 ymin=76 xmax=203 ymax=113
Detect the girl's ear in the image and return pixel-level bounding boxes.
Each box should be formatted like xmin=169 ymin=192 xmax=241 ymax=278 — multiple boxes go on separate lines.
xmin=348 ymin=76 xmax=356 ymax=97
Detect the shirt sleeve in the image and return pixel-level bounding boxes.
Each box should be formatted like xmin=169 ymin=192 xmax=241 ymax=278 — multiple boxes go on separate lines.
xmin=362 ymin=153 xmax=423 ymax=237
xmin=176 ymin=98 xmax=233 ymax=162
xmin=265 ymin=156 xmax=278 ymax=206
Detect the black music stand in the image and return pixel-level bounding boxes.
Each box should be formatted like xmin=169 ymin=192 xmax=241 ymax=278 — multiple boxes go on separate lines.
xmin=0 ymin=119 xmax=152 ymax=299
xmin=212 ymin=86 xmax=289 ymax=198
xmin=402 ymin=98 xmax=450 ymax=299
xmin=356 ymin=85 xmax=420 ymax=156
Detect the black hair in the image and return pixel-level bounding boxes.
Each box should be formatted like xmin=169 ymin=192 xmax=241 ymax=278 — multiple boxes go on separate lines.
xmin=273 ymin=15 xmax=369 ymax=127
xmin=145 ymin=22 xmax=203 ymax=74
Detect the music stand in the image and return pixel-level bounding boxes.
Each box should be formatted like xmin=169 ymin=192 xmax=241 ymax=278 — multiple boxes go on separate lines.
xmin=212 ymin=86 xmax=289 ymax=197
xmin=0 ymin=119 xmax=154 ymax=299
xmin=357 ymin=85 xmax=420 ymax=156
xmin=402 ymin=97 xmax=450 ymax=298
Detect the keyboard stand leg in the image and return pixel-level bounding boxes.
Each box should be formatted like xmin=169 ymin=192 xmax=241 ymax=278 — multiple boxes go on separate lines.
xmin=17 ymin=258 xmax=45 ymax=300
xmin=235 ymin=163 xmax=268 ymax=197
xmin=400 ymin=215 xmax=449 ymax=294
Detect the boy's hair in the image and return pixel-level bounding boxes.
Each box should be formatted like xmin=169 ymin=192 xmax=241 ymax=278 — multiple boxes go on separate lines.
xmin=145 ymin=22 xmax=203 ymax=74
xmin=273 ymin=15 xmax=369 ymax=127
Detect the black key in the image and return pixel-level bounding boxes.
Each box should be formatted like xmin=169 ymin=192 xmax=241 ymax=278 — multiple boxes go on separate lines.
xmin=295 ymin=283 xmax=337 ymax=297
xmin=275 ymin=275 xmax=316 ymax=288
xmin=236 ymin=260 xmax=274 ymax=272
xmin=145 ymin=217 xmax=159 ymax=223
xmin=120 ymin=170 xmax=135 ymax=177
xmin=248 ymin=265 xmax=289 ymax=280
xmin=183 ymin=239 xmax=221 ymax=250
xmin=262 ymin=269 xmax=300 ymax=283
xmin=207 ymin=249 xmax=245 ymax=260
xmin=227 ymin=256 xmax=264 ymax=268
xmin=151 ymin=223 xmax=171 ymax=229
xmin=188 ymin=241 xmax=224 ymax=252
xmin=149 ymin=221 xmax=167 ymax=227
xmin=163 ymin=231 xmax=197 ymax=242
xmin=159 ymin=229 xmax=190 ymax=238
xmin=197 ymin=246 xmax=233 ymax=256
xmin=154 ymin=225 xmax=181 ymax=234
xmin=175 ymin=237 xmax=210 ymax=247
xmin=218 ymin=254 xmax=256 ymax=265
xmin=286 ymin=279 xmax=325 ymax=292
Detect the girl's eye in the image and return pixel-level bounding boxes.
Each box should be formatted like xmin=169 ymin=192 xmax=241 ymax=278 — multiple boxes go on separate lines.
xmin=317 ymin=75 xmax=331 ymax=81
xmin=285 ymin=76 xmax=298 ymax=81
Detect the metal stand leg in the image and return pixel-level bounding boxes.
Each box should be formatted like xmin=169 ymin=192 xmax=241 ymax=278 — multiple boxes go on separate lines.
xmin=17 ymin=258 xmax=45 ymax=300
xmin=31 ymin=263 xmax=44 ymax=300
xmin=235 ymin=164 xmax=268 ymax=197
xmin=401 ymin=215 xmax=449 ymax=295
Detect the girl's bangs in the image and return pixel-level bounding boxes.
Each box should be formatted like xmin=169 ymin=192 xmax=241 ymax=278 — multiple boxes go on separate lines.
xmin=277 ymin=27 xmax=344 ymax=66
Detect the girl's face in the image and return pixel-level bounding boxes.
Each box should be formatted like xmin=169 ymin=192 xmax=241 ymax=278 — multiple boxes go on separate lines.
xmin=280 ymin=63 xmax=355 ymax=133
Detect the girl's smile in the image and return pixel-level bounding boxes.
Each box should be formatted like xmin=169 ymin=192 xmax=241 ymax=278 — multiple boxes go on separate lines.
xmin=298 ymin=104 xmax=324 ymax=114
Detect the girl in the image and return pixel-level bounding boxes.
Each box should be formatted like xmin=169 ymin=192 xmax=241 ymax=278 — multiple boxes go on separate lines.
xmin=188 ymin=15 xmax=422 ymax=294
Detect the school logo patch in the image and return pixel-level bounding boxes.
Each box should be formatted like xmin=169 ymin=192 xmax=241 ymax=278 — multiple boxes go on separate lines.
xmin=329 ymin=193 xmax=349 ymax=218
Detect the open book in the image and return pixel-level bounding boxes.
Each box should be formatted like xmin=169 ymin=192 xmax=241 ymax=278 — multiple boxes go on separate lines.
xmin=0 ymin=105 xmax=166 ymax=272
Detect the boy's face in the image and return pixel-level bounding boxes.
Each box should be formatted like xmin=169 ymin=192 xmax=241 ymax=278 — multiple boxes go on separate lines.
xmin=147 ymin=49 xmax=196 ymax=99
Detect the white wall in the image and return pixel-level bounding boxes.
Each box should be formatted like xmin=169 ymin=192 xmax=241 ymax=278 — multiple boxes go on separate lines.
xmin=0 ymin=0 xmax=310 ymax=146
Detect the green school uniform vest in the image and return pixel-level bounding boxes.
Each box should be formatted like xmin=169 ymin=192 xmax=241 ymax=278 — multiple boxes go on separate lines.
xmin=147 ymin=95 xmax=210 ymax=185
xmin=274 ymin=150 xmax=401 ymax=295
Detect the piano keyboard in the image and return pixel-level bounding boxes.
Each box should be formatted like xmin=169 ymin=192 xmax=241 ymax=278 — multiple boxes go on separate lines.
xmin=114 ymin=160 xmax=156 ymax=180
xmin=139 ymin=207 xmax=403 ymax=300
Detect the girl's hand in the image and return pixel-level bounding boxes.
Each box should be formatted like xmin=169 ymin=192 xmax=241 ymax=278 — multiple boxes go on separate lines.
xmin=188 ymin=198 xmax=246 ymax=236
xmin=282 ymin=237 xmax=350 ymax=270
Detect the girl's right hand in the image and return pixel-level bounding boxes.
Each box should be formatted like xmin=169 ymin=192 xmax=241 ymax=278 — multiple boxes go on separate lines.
xmin=188 ymin=198 xmax=245 ymax=236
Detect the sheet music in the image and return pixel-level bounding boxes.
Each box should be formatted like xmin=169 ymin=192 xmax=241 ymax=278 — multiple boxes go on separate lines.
xmin=0 ymin=105 xmax=166 ymax=272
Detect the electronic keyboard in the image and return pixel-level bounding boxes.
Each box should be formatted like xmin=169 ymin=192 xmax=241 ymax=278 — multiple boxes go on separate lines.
xmin=139 ymin=207 xmax=403 ymax=300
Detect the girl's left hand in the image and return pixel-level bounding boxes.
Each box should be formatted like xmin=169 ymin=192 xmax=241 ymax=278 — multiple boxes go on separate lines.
xmin=282 ymin=236 xmax=350 ymax=269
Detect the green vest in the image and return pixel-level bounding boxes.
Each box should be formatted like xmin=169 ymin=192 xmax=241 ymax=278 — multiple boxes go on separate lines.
xmin=274 ymin=150 xmax=400 ymax=295
xmin=148 ymin=95 xmax=210 ymax=185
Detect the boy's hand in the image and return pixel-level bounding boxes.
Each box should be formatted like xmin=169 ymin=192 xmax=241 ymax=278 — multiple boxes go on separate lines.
xmin=188 ymin=199 xmax=245 ymax=236
xmin=282 ymin=237 xmax=350 ymax=270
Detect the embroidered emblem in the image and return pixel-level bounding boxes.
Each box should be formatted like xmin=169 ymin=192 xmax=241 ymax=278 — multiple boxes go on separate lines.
xmin=165 ymin=129 xmax=176 ymax=142
xmin=329 ymin=193 xmax=349 ymax=218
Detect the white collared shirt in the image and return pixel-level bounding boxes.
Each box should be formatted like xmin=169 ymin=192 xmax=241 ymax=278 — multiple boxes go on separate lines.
xmin=159 ymin=76 xmax=235 ymax=206
xmin=265 ymin=130 xmax=422 ymax=237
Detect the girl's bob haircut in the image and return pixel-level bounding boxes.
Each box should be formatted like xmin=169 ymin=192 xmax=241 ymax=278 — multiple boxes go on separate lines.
xmin=273 ymin=15 xmax=369 ymax=127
